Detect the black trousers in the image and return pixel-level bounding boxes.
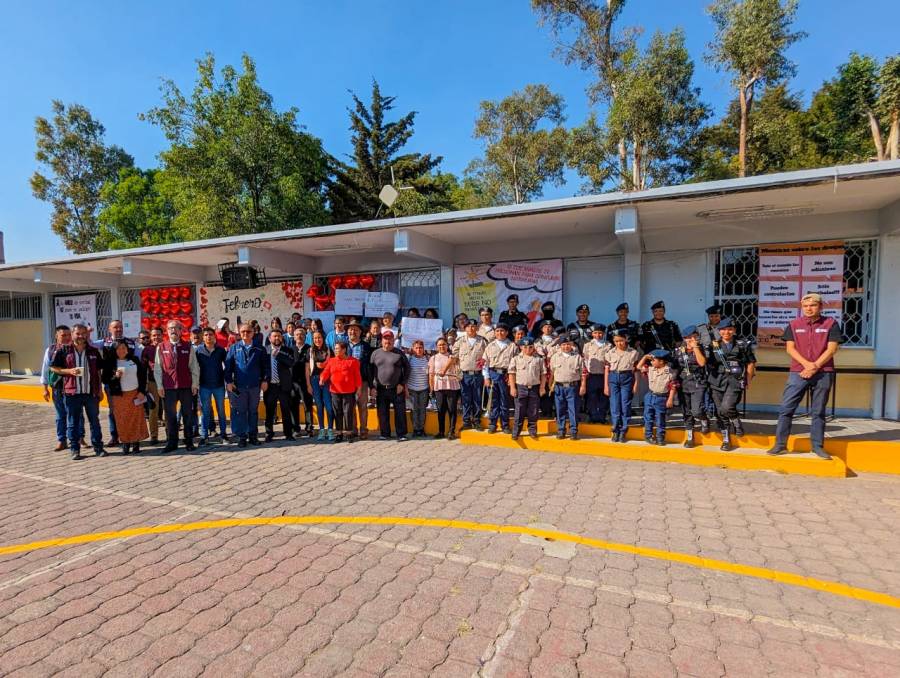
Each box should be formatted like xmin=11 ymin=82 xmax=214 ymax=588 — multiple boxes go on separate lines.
xmin=164 ymin=387 xmax=194 ymax=444
xmin=376 ymin=385 xmax=407 ymax=438
xmin=291 ymin=385 xmax=314 ymax=432
xmin=712 ymin=383 xmax=743 ymax=431
xmin=332 ymin=392 xmax=357 ymax=433
xmin=514 ymin=385 xmax=540 ymax=436
xmin=679 ymin=386 xmax=707 ymax=430
xmin=435 ymin=389 xmax=460 ymax=435
xmin=264 ymin=386 xmax=292 ymax=437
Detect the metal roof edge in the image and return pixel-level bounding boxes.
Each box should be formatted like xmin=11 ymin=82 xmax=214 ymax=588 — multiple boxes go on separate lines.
xmin=3 ymin=160 xmax=900 ymax=273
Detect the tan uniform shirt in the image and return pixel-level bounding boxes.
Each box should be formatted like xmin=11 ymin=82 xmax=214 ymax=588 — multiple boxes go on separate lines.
xmin=509 ymin=353 xmax=545 ymax=387
xmin=451 ymin=335 xmax=487 ymax=372
xmin=582 ymin=340 xmax=609 ymax=374
xmin=647 ymin=365 xmax=673 ymax=395
xmin=484 ymin=340 xmax=518 ymax=369
xmin=606 ymin=347 xmax=640 ymax=372
xmin=477 ymin=324 xmax=496 ymax=342
xmin=550 ymin=350 xmax=585 ymax=384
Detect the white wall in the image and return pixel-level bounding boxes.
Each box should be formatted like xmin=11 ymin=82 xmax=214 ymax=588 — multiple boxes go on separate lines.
xmin=562 ymin=257 xmax=624 ymax=324
xmin=640 ymin=250 xmax=711 ymax=326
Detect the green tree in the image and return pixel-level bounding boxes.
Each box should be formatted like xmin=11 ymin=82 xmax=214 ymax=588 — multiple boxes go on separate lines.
xmin=142 ymin=53 xmax=329 ymax=240
xmin=572 ymin=29 xmax=708 ymax=191
xmin=468 ymin=84 xmax=569 ymax=205
xmin=877 ymin=55 xmax=900 ymax=160
xmin=705 ymin=0 xmax=806 ymax=177
xmin=30 ymin=101 xmax=133 ymax=253
xmin=532 ymin=0 xmax=636 ymax=186
xmin=328 ymin=80 xmax=443 ymax=222
xmin=95 ymin=168 xmax=176 ymax=250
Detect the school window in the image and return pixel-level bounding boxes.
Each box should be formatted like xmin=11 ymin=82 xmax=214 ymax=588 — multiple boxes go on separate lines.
xmin=714 ymin=238 xmax=877 ymax=347
xmin=0 ymin=293 xmax=42 ymax=320
xmin=314 ymin=268 xmax=440 ymax=318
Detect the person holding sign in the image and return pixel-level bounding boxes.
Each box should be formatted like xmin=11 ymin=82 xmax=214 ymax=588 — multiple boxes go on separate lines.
xmin=767 ymin=293 xmax=842 ymax=459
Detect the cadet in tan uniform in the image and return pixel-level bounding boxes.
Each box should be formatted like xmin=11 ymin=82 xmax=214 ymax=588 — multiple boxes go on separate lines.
xmin=452 ymin=319 xmax=488 ymax=430
xmin=582 ymin=323 xmax=609 ymax=424
xmin=484 ymin=323 xmax=518 ymax=433
xmin=508 ymin=337 xmax=546 ymax=440
xmin=549 ymin=330 xmax=587 ymax=440
xmin=605 ymin=330 xmax=641 ymax=442
xmin=476 ymin=307 xmax=496 ymax=342
xmin=637 ymin=349 xmax=675 ymax=445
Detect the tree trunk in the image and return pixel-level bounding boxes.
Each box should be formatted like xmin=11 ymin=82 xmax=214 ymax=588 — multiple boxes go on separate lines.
xmin=512 ymin=155 xmax=521 ymax=204
xmin=889 ymin=112 xmax=899 ymax=161
xmin=738 ymin=87 xmax=749 ymax=178
xmin=632 ymin=138 xmax=642 ymax=190
xmin=868 ymin=111 xmax=886 ymax=161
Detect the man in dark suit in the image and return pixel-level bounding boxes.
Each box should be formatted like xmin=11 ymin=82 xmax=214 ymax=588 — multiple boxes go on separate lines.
xmin=264 ymin=328 xmax=296 ymax=442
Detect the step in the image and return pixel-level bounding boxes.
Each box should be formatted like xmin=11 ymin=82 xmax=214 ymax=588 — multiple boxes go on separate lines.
xmin=458 ymin=430 xmax=849 ymax=478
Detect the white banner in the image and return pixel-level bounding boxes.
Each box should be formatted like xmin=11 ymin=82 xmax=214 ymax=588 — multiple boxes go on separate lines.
xmin=364 ymin=292 xmax=399 ymax=318
xmin=400 ymin=318 xmax=444 ymax=350
xmin=334 ymin=289 xmax=367 ymax=316
xmin=199 ymin=281 xmax=303 ymax=334
xmin=54 ymin=294 xmax=97 ymax=334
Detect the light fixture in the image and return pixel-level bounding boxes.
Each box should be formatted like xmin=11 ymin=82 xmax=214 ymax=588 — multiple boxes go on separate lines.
xmin=696 ymin=204 xmax=816 ymax=221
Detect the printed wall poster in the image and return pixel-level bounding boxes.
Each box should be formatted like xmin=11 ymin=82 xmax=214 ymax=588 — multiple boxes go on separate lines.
xmin=199 ymin=281 xmax=303 ymax=334
xmin=54 ymin=294 xmax=97 ymax=335
xmin=454 ymin=259 xmax=563 ymax=331
xmin=757 ymin=241 xmax=844 ymax=347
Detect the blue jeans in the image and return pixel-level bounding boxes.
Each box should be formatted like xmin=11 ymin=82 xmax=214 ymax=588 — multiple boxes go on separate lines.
xmin=775 ymin=371 xmax=833 ymax=448
xmin=51 ymin=388 xmax=68 ymax=443
xmin=103 ymin=385 xmax=117 ymax=438
xmin=311 ymin=379 xmax=334 ymax=429
xmin=199 ymin=386 xmax=227 ymax=437
xmin=228 ymin=386 xmax=260 ymax=439
xmin=488 ymin=369 xmax=510 ymax=428
xmin=460 ymin=373 xmax=483 ymax=425
xmin=554 ymin=384 xmax=579 ymax=435
xmin=609 ymin=371 xmax=635 ymax=434
xmin=643 ymin=392 xmax=668 ymax=439
xmin=65 ymin=393 xmax=103 ymax=451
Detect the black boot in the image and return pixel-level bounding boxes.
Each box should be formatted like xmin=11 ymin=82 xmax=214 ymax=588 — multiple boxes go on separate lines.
xmin=720 ymin=429 xmax=732 ymax=452
xmin=656 ymin=434 xmax=666 ymax=446
xmin=163 ymin=439 xmax=178 ymax=453
xmin=122 ymin=443 xmax=131 ymax=455
xmin=700 ymin=418 xmax=710 ymax=435
xmin=133 ymin=442 xmax=141 ymax=454
xmin=683 ymin=429 xmax=696 ymax=448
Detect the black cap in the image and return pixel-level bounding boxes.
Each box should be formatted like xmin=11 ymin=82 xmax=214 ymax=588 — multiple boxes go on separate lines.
xmin=589 ymin=323 xmax=606 ymax=333
xmin=611 ymin=328 xmax=628 ymax=338
xmin=552 ymin=327 xmax=565 ymax=337
xmin=616 ymin=303 xmax=629 ymax=312
xmin=651 ymin=301 xmax=665 ymax=311
xmin=539 ymin=319 xmax=554 ymax=328
xmin=506 ymin=294 xmax=518 ymax=302
xmin=479 ymin=306 xmax=493 ymax=314
xmin=495 ymin=323 xmax=510 ymax=332
xmin=705 ymin=304 xmax=722 ymax=315
xmin=518 ymin=337 xmax=534 ymax=347
xmin=650 ymin=349 xmax=670 ymax=360
xmin=682 ymin=324 xmax=699 ymax=336
xmin=566 ymin=329 xmax=581 ymax=342
xmin=190 ymin=326 xmax=202 ymax=333
xmin=717 ymin=317 xmax=735 ymax=329
xmin=512 ymin=324 xmax=527 ymax=334
xmin=466 ymin=318 xmax=477 ymax=327
xmin=576 ymin=304 xmax=590 ymax=313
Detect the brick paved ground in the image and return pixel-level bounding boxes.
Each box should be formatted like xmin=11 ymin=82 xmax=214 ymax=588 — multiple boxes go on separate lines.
xmin=0 ymin=402 xmax=899 ymax=677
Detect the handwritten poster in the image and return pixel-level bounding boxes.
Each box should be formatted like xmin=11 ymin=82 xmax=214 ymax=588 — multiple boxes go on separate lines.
xmin=334 ymin=289 xmax=368 ymax=316
xmin=199 ymin=281 xmax=303 ymax=334
xmin=454 ymin=259 xmax=563 ymax=330
xmin=122 ymin=310 xmax=142 ymax=338
xmin=757 ymin=241 xmax=844 ymax=347
xmin=400 ymin=318 xmax=444 ymax=350
xmin=364 ymin=292 xmax=399 ymax=318
xmin=54 ymin=294 xmax=97 ymax=334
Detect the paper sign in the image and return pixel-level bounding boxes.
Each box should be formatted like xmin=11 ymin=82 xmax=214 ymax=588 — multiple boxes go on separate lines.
xmin=801 ymin=279 xmax=843 ymax=303
xmin=759 ymin=255 xmax=800 ymax=278
xmin=400 ymin=318 xmax=444 ymax=350
xmin=802 ymin=253 xmax=843 ymax=278
xmin=334 ymin=289 xmax=367 ymax=316
xmin=199 ymin=281 xmax=304 ymax=333
xmin=758 ymin=280 xmax=799 ymax=303
xmin=365 ymin=292 xmax=399 ymax=318
xmin=54 ymin=294 xmax=97 ymax=334
xmin=122 ymin=310 xmax=142 ymax=338
xmin=758 ymin=306 xmax=799 ymax=328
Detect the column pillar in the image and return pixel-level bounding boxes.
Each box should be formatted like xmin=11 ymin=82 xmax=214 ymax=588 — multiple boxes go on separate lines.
xmin=615 ymin=208 xmax=642 ymax=313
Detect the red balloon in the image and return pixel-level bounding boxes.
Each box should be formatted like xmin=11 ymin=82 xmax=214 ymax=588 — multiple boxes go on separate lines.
xmin=150 ymin=289 xmax=160 ymax=300
xmin=141 ymin=301 xmax=152 ymax=313
xmin=150 ymin=318 xmax=161 ymax=329
xmin=314 ymin=294 xmax=331 ymax=311
xmin=141 ymin=317 xmax=152 ymax=329
xmin=181 ymin=300 xmax=193 ymax=314
xmin=180 ymin=286 xmax=191 ymax=299
xmin=306 ymin=284 xmax=320 ymax=298
xmin=343 ymin=275 xmax=359 ymax=289
xmin=162 ymin=288 xmax=172 ymax=301
xmin=359 ymin=274 xmax=376 ymax=290
xmin=139 ymin=289 xmax=150 ymax=299
xmin=328 ymin=275 xmax=343 ymax=290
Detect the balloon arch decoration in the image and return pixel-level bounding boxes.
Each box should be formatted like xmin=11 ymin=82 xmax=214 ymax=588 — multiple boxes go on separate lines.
xmin=306 ymin=274 xmax=378 ymax=312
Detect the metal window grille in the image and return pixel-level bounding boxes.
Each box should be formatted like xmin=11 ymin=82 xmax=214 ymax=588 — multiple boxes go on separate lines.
xmin=314 ymin=268 xmax=440 ymax=317
xmin=715 ymin=238 xmax=878 ymax=347
xmin=119 ymin=288 xmax=142 ymax=313
xmin=0 ymin=294 xmax=42 ymax=320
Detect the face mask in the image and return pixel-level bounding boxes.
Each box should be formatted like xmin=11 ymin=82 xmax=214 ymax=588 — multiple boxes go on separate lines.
xmin=542 ymin=308 xmax=554 ymax=319
xmin=594 ymin=338 xmax=604 ymax=345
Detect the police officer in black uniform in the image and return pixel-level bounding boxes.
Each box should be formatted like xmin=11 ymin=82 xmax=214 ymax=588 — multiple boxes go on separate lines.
xmin=498 ymin=294 xmax=529 ymax=331
xmin=606 ymin=303 xmax=640 ymax=348
xmin=673 ymin=325 xmax=711 ymax=447
xmin=706 ymin=318 xmax=756 ymax=451
xmin=566 ymin=304 xmax=595 ymax=349
xmin=640 ymin=301 xmax=682 ymax=352
xmin=697 ymin=304 xmax=722 ymax=421
xmin=530 ymin=301 xmax=564 ymax=339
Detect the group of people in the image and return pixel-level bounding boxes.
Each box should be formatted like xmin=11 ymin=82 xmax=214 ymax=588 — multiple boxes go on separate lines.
xmin=40 ymin=291 xmax=840 ymax=461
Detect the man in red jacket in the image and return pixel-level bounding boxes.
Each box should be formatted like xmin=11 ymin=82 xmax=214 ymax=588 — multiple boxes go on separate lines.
xmin=154 ymin=320 xmax=200 ymax=453
xmin=768 ymin=293 xmax=842 ymax=459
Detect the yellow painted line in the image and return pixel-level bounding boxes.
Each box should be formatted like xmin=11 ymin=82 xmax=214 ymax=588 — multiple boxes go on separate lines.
xmin=1 ymin=515 xmax=898 ymax=609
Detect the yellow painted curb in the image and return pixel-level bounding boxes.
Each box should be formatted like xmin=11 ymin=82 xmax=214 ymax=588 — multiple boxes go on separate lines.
xmin=0 ymin=515 xmax=897 ymax=609
xmin=458 ymin=431 xmax=849 ymax=478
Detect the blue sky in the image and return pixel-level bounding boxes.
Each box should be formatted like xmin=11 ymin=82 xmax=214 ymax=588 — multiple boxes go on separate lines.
xmin=0 ymin=0 xmax=897 ymax=264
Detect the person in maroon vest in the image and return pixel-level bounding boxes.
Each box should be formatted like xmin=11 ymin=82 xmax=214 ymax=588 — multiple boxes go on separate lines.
xmin=153 ymin=320 xmax=200 ymax=453
xmin=50 ymin=323 xmax=106 ymax=460
xmin=768 ymin=293 xmax=842 ymax=459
